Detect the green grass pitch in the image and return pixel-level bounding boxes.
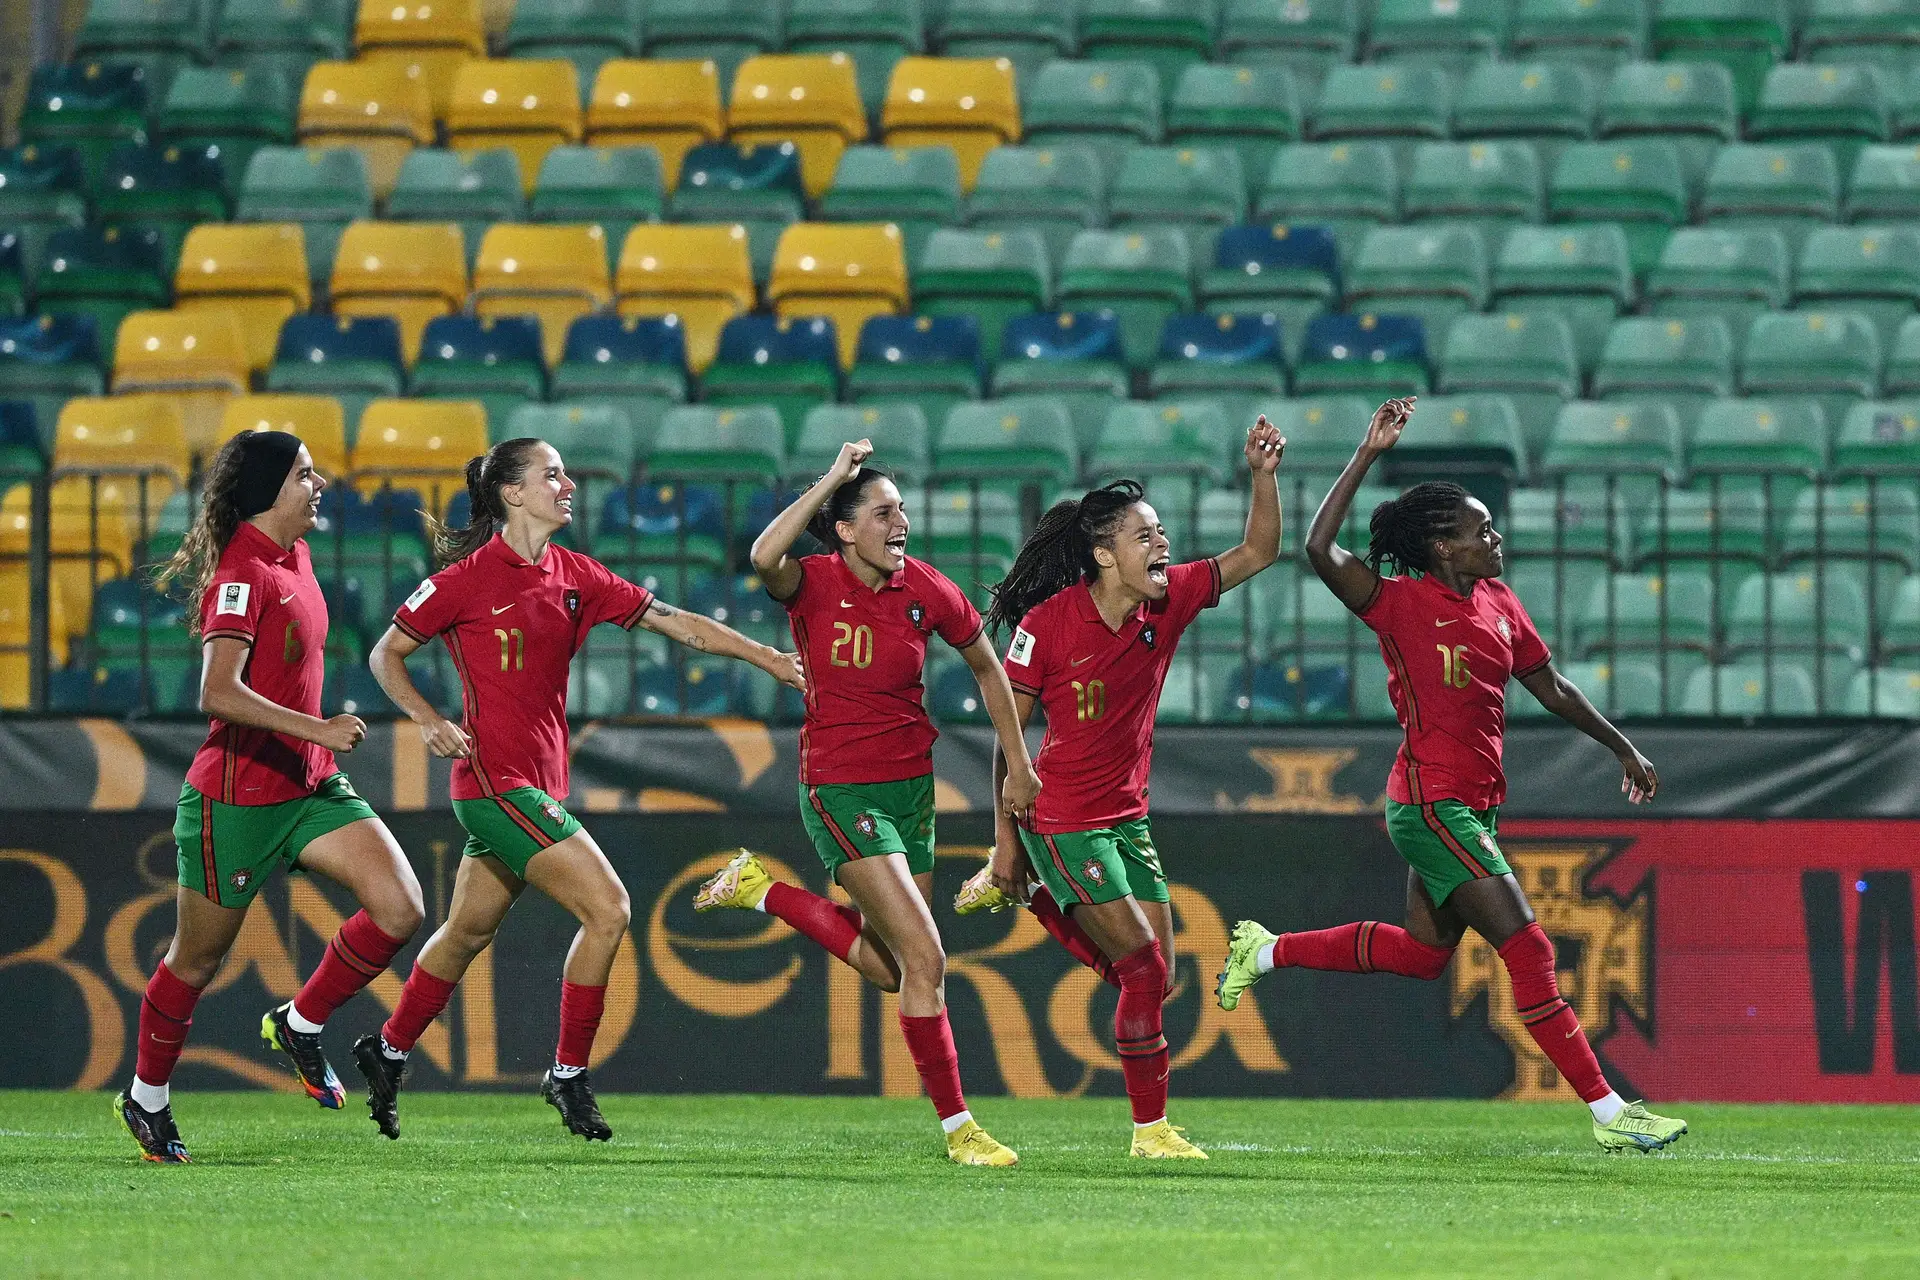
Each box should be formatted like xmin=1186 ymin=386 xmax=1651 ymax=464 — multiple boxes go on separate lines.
xmin=3 ymin=1092 xmax=1918 ymax=1278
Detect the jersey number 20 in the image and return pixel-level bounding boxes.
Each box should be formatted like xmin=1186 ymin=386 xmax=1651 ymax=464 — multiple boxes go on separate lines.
xmin=830 ymin=622 xmax=873 ymax=669
xmin=1435 ymin=643 xmax=1470 ymax=689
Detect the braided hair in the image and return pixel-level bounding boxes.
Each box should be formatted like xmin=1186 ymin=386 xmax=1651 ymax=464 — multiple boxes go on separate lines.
xmin=1365 ymin=481 xmax=1471 ymax=575
xmin=985 ymin=480 xmax=1146 ymax=636
xmin=805 ymin=465 xmax=896 ymax=550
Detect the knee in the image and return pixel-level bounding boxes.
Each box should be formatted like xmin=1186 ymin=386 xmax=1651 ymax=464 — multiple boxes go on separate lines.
xmin=1497 ymin=921 xmax=1552 ymax=969
xmin=378 ymin=896 xmax=426 ymax=941
xmin=581 ymin=889 xmax=632 ymax=943
xmin=444 ymin=919 xmax=500 ymax=959
xmin=160 ymin=947 xmax=219 ymax=990
xmin=898 ymin=935 xmax=947 ymax=986
xmin=1116 ymin=938 xmax=1168 ymax=994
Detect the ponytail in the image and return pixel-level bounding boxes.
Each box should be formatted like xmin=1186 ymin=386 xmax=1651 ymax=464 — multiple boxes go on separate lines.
xmin=427 ymin=437 xmax=547 ymax=567
xmin=1365 ymin=481 xmax=1470 ymax=575
xmin=805 ymin=465 xmax=896 ymax=550
xmin=150 ymin=432 xmax=254 ymax=635
xmin=985 ymin=480 xmax=1144 ymax=636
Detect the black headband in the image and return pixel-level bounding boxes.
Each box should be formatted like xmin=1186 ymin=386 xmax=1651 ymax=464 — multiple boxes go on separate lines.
xmin=233 ymin=430 xmax=304 ymax=519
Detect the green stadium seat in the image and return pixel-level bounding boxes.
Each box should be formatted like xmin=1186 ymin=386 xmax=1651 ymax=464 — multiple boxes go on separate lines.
xmin=34 ymin=224 xmax=169 ymax=351
xmin=1644 ymin=226 xmax=1790 ymax=345
xmin=1504 ymin=480 xmax=1634 ymax=563
xmin=1541 ymin=401 xmax=1685 ymax=491
xmin=1254 ymin=142 xmax=1399 ymax=263
xmin=914 ymin=227 xmax=1052 ymax=361
xmin=0 ymin=146 xmax=88 ymax=270
xmin=236 ymin=146 xmax=373 ymax=288
xmin=822 ymin=146 xmax=962 ymax=265
xmin=93 ymin=143 xmax=230 ymax=258
xmin=386 ymin=149 xmax=526 ymax=261
xmin=1167 ymin=65 xmax=1302 ymax=186
xmin=1526 ymin=656 xmax=1671 ymax=718
xmin=1511 ymin=0 xmax=1649 ymax=77
xmin=1628 ymin=487 xmax=1770 ymax=579
xmin=1151 ymin=311 xmax=1286 ymax=398
xmin=1592 ymin=315 xmax=1735 ymax=431
xmin=1385 ymin=392 xmax=1529 ymax=487
xmin=1088 ymin=400 xmax=1236 ymax=487
xmin=1793 ymin=226 xmax=1920 ymax=350
xmin=1492 ymin=223 xmax=1636 ymax=373
xmin=1596 ymin=61 xmax=1737 ymax=187
xmin=1199 ymin=223 xmax=1339 ymax=362
xmin=649 ymin=404 xmax=786 ymax=485
xmin=1842 ymin=667 xmax=1920 ymax=718
xmin=1831 ymin=400 xmax=1920 ymax=479
xmin=1293 ymin=312 xmax=1430 ymax=397
xmin=1803 ymin=0 xmax=1920 ymax=74
xmin=409 ymin=314 xmax=547 ymax=432
xmin=550 ymin=314 xmax=688 ymax=451
xmin=1889 ymin=318 xmax=1920 ymax=396
xmin=1452 ymin=62 xmax=1597 ymax=153
xmin=213 ymin=0 xmax=348 ymax=88
xmin=1740 ymin=310 xmax=1882 ymax=430
xmin=1219 ymin=0 xmax=1358 ymax=93
xmin=1896 ymin=67 xmax=1920 ymax=141
xmin=936 ymin=397 xmax=1079 ymax=497
xmin=530 ymin=146 xmax=665 ymax=249
xmin=991 ymin=311 xmax=1129 ymax=450
xmin=1574 ymin=568 xmax=1717 ymax=655
xmin=1506 ymin=556 xmax=1609 ymax=650
xmin=75 ymin=0 xmax=212 ymax=96
xmin=1847 ymin=145 xmax=1920 ymax=222
xmin=644 ymin=0 xmax=782 ymax=87
xmin=1346 ymin=224 xmax=1490 ymax=347
xmin=1058 ymin=226 xmax=1194 ymax=368
xmin=1728 ymin=569 xmax=1873 ymax=661
xmin=900 ymin=485 xmax=1021 ymax=564
xmin=0 ymin=316 xmax=107 ymax=437
xmin=1437 ymin=312 xmax=1580 ymax=463
xmin=0 ymin=233 xmax=24 ymax=319
xmin=934 ymin=0 xmax=1071 ymax=85
xmin=1701 ymin=144 xmax=1844 ymax=257
xmin=1366 ymin=0 xmax=1506 ymax=77
xmin=847 ymin=314 xmax=982 ymax=430
xmin=1548 ymin=140 xmax=1687 ymax=276
xmin=966 ymin=145 xmax=1106 ymax=265
xmin=1259 ymin=564 xmax=1370 ymax=651
xmin=794 ymin=403 xmax=933 ymax=484
xmin=266 ymin=314 xmax=405 ymax=434
xmin=703 ymin=315 xmax=841 ymax=443
xmin=1689 ymin=399 xmax=1829 ymax=526
xmin=1748 ymin=63 xmax=1892 ymax=173
xmin=1650 ymin=0 xmax=1789 ymax=113
xmin=1223 ymin=394 xmax=1371 ymax=480
xmin=1078 ymin=0 xmax=1216 ymax=97
xmin=1108 ymin=146 xmax=1248 ymax=264
xmin=1309 ymin=64 xmax=1453 ymax=146
xmin=1022 ymin=61 xmax=1164 ymax=183
xmin=1782 ymin=483 xmax=1920 ymax=580
xmin=504 ymin=0 xmax=644 ymax=90
xmin=1681 ymin=660 xmax=1818 ymax=716
xmin=785 ymin=0 xmax=925 ymax=116
xmin=1885 ymin=575 xmax=1920 ymax=654
xmin=19 ymin=63 xmax=151 ymax=185
xmin=504 ymin=402 xmax=639 ymax=487
xmin=156 ymin=66 xmax=297 ymax=193
xmin=1402 ymin=142 xmax=1543 ymax=253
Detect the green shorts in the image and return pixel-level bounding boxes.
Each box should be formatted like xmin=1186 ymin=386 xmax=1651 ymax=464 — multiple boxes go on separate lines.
xmin=452 ymin=787 xmax=584 ymax=879
xmin=1385 ymin=798 xmax=1510 ymax=907
xmin=1020 ymin=817 xmax=1170 ymax=909
xmin=175 ymin=773 xmax=378 ymax=908
xmin=799 ymin=775 xmax=936 ymax=883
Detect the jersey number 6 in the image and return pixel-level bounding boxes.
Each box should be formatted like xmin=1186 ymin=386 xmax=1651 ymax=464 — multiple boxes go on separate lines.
xmin=1435 ymin=643 xmax=1470 ymax=689
xmin=830 ymin=622 xmax=873 ymax=669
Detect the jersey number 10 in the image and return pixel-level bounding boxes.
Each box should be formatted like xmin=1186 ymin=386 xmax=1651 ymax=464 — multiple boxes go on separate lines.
xmin=1435 ymin=643 xmax=1471 ymax=689
xmin=830 ymin=622 xmax=874 ymax=669
xmin=1071 ymin=678 xmax=1106 ymax=722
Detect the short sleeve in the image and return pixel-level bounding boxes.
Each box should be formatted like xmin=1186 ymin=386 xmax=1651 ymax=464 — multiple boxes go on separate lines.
xmin=925 ymin=566 xmax=984 ymax=649
xmin=1356 ymin=574 xmax=1405 ymax=634
xmin=1507 ymin=591 xmax=1551 ymax=678
xmin=578 ymin=557 xmax=654 ymax=631
xmin=200 ymin=563 xmax=269 ymax=645
xmin=777 ymin=555 xmax=823 ymax=614
xmin=1003 ymin=607 xmax=1051 ymax=697
xmin=1163 ymin=557 xmax=1223 ymax=630
xmin=392 ymin=565 xmax=462 ymax=643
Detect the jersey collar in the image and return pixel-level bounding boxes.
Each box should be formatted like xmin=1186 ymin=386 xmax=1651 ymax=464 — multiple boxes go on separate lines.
xmin=1072 ymin=580 xmax=1144 ymax=634
xmin=235 ymin=519 xmax=298 ymax=566
xmin=1410 ymin=570 xmax=1477 ymax=606
xmin=831 ymin=551 xmax=906 ymax=594
xmin=487 ymin=533 xmax=555 ymax=576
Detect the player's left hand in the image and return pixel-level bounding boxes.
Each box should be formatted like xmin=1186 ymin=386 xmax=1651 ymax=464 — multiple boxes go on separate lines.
xmin=765 ymin=649 xmax=806 ymax=693
xmin=990 ymin=838 xmax=1033 ymax=905
xmin=1245 ymin=415 xmax=1286 ymax=475
xmin=1002 ymin=763 xmax=1040 ymax=823
xmin=1619 ymin=749 xmax=1658 ymax=804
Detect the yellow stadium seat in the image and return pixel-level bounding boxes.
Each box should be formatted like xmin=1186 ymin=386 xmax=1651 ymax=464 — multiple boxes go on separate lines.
xmin=768 ymin=223 xmax=908 ymax=367
xmin=473 ymin=224 xmax=612 ymax=366
xmin=353 ymin=398 xmax=488 ymax=509
xmin=882 ymin=57 xmax=1020 ymax=191
xmin=53 ymin=394 xmax=192 ymax=486
xmin=353 ymin=0 xmax=486 ymax=120
xmin=298 ymin=60 xmax=435 ymax=198
xmin=174 ymin=223 xmax=312 ymax=375
xmin=215 ymin=395 xmax=350 ymax=481
xmin=110 ymin=310 xmax=250 ymax=454
xmin=728 ymin=54 xmax=868 ymax=199
xmin=588 ymin=59 xmax=724 ymax=187
xmin=447 ymin=59 xmax=584 ymax=194
xmin=615 ymin=223 xmax=754 ymax=373
xmin=329 ymin=221 xmax=470 ymax=362
xmin=0 ymin=565 xmax=70 ymax=705
xmin=3 ymin=479 xmax=162 ymax=633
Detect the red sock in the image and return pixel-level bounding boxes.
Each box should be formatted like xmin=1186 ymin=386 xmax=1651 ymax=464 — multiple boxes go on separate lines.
xmin=1030 ymin=890 xmax=1118 ymax=987
xmin=1112 ymin=939 xmax=1170 ymax=1124
xmin=291 ymin=910 xmax=407 ymax=1027
xmin=764 ymin=881 xmax=863 ymax=962
xmin=556 ymin=980 xmax=607 ymax=1070
xmin=898 ymin=1011 xmax=967 ymax=1121
xmin=1277 ymin=921 xmax=1454 ymax=979
xmin=381 ymin=964 xmax=458 ymax=1052
xmin=135 ymin=961 xmax=203 ymax=1086
xmin=1499 ymin=922 xmax=1611 ymax=1103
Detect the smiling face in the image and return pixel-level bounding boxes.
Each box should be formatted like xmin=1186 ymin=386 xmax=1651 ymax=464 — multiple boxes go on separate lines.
xmin=1434 ymin=496 xmax=1504 ymax=579
xmin=1092 ymin=502 xmax=1173 ymax=601
xmin=837 ymin=475 xmax=910 ymax=579
xmin=265 ymin=444 xmax=325 ymax=537
xmin=501 ymin=441 xmax=575 ymax=530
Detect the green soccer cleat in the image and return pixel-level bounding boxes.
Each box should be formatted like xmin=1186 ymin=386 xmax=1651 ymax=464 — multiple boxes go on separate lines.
xmin=1593 ymin=1101 xmax=1688 ymax=1153
xmin=1215 ymin=919 xmax=1277 ymax=1012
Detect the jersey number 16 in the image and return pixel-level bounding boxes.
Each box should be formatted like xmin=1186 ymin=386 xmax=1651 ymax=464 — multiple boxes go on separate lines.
xmin=1435 ymin=643 xmax=1471 ymax=689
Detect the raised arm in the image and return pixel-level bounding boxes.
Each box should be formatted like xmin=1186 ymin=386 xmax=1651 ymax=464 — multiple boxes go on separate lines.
xmin=369 ymin=624 xmax=472 ymax=758
xmin=1305 ymin=396 xmax=1416 ymax=614
xmin=1517 ymin=662 xmax=1659 ymax=805
xmin=1216 ymin=415 xmax=1286 ymax=593
xmin=637 ymin=600 xmax=805 ymax=692
xmin=200 ymin=636 xmax=367 ymax=754
xmin=959 ymin=631 xmax=1041 ymax=821
xmin=989 ymin=689 xmax=1041 ymax=901
xmin=750 ymin=438 xmax=872 ymax=601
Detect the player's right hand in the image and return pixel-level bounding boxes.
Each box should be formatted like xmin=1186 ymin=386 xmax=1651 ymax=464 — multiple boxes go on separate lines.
xmin=829 ymin=438 xmax=874 ymax=484
xmin=418 ymin=715 xmax=473 ymax=759
xmin=317 ymin=713 xmax=368 ymax=754
xmin=1001 ymin=762 xmax=1040 ymax=823
xmin=1362 ymin=396 xmax=1416 ymax=453
xmin=989 ymin=836 xmax=1033 ymax=906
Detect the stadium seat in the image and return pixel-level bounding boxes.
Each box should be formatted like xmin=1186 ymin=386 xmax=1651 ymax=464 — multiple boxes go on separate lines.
xmin=1510 ymin=0 xmax=1648 ymax=76
xmin=410 ymin=314 xmax=547 ymax=430
xmin=0 ymin=232 xmax=22 ymax=319
xmin=1366 ymin=0 xmax=1505 ymax=74
xmin=1782 ymin=483 xmax=1920 ymax=583
xmin=1890 ymin=319 xmax=1920 ymax=397
xmin=1526 ymin=656 xmax=1670 ymax=718
xmin=531 ymin=146 xmax=665 ymax=249
xmin=913 ymin=227 xmax=1051 ymax=360
xmin=847 ymin=314 xmax=983 ymax=430
xmin=1728 ymin=570 xmax=1873 ymax=662
xmin=935 ymin=0 xmax=1071 ymax=85
xmin=1592 ymin=316 xmax=1737 ymax=432
xmin=1 ymin=476 xmax=160 ymax=634
xmin=1831 ymin=400 xmax=1920 ymax=483
xmin=1078 ymin=0 xmax=1215 ymax=95
xmin=1109 ymin=146 xmax=1248 ymax=263
xmin=1803 ymin=0 xmax=1919 ymax=74
xmin=551 ymin=313 xmax=688 ymax=442
xmin=767 ymin=223 xmax=909 ymax=368
xmin=236 ymin=146 xmax=373 ymax=288
xmin=34 ymin=224 xmax=170 ymax=352
xmin=1309 ymin=64 xmax=1452 ymax=145
xmin=1793 ymin=226 xmax=1920 ymax=350
xmin=1403 ymin=141 xmax=1543 ymax=252
xmin=1452 ymin=62 xmax=1596 ymax=156
xmin=329 ymin=221 xmax=470 ymax=364
xmin=585 ymin=58 xmax=724 ymax=187
xmin=0 ymin=401 xmax=46 ymax=479
xmin=505 ymin=401 xmax=638 ymax=485
xmin=1650 ymin=0 xmax=1789 ymax=113
xmin=296 ymin=60 xmax=434 ymax=199
xmin=1681 ymin=660 xmax=1819 ymax=716
xmin=936 ymin=397 xmax=1078 ymax=497
xmin=446 ymin=60 xmax=583 ymax=193
xmin=92 ymin=144 xmax=229 ymax=257
xmin=1218 ymin=0 xmax=1358 ymax=93
xmin=1688 ymin=397 xmax=1827 ymax=535
xmin=73 ymin=0 xmax=210 ymax=94
xmin=1628 ymin=487 xmax=1770 ymax=577
xmin=1505 ymin=556 xmax=1610 ymax=650
xmin=265 ymin=313 xmax=407 ymax=434
xmin=156 ymin=65 xmax=298 ymax=191
xmin=793 ymin=403 xmax=932 ymax=485
xmin=992 ymin=312 xmax=1130 ymax=451
xmin=214 ymin=0 xmax=350 ymax=89
xmin=1596 ymin=61 xmax=1737 ymax=186
xmin=1493 ymin=223 xmax=1636 ymax=374
xmin=1504 ymin=479 xmax=1633 ymax=562
xmin=52 ymin=394 xmax=190 ymax=492
xmin=353 ymin=0 xmax=487 ymax=120
xmin=703 ymin=315 xmax=841 ymax=441
xmin=1575 ymin=569 xmax=1718 ymax=656
xmin=172 ymin=222 xmax=310 ymax=374
xmin=386 ymin=148 xmax=526 ymax=257
xmin=1644 ymin=226 xmax=1791 ymax=345
xmin=1294 ymin=312 xmax=1430 ymax=397
xmin=1702 ymin=144 xmax=1844 ymax=257
xmin=1382 ymin=393 xmax=1529 ymax=488
xmin=1022 ymin=60 xmax=1163 ymax=182
xmin=1437 ymin=312 xmax=1580 ymax=462
xmin=502 ymin=0 xmax=643 ymax=89
xmin=1847 ymin=145 xmax=1920 ymax=223
xmin=648 ymin=405 xmax=785 ymax=485
xmin=1198 ymin=223 xmax=1339 ymax=362
xmin=1548 ymin=139 xmax=1688 ymax=276
xmin=783 ymin=0 xmax=926 ymax=116
xmin=1254 ymin=141 xmax=1399 ymax=262
xmin=0 ymin=314 xmax=105 ymax=437
xmin=821 ymin=146 xmax=963 ymax=262
xmin=1058 ymin=227 xmax=1194 ymax=369
xmin=1842 ymin=668 xmax=1920 ymax=719
xmin=1749 ymin=63 xmax=1891 ymax=172
xmin=0 ymin=145 xmax=88 ymax=267
xmin=472 ymin=223 xmax=613 ymax=366
xmin=669 ymin=143 xmax=806 ymax=281
xmin=1167 ymin=65 xmax=1300 ymax=188
xmin=1150 ymin=312 xmax=1285 ymax=399
xmin=0 ymin=565 xmax=68 ymax=706
xmin=1223 ymin=395 xmax=1366 ymax=482
xmin=352 ymin=398 xmax=489 ymax=508
xmin=966 ymin=144 xmax=1105 ymax=264
xmin=643 ymin=0 xmax=780 ymax=86
xmin=614 ymin=223 xmax=754 ymax=374
xmin=727 ymin=54 xmax=868 ymax=200
xmin=20 ymin=63 xmax=152 ymax=183
xmin=1739 ymin=310 xmax=1883 ymax=429
xmin=882 ymin=56 xmax=1022 ymax=190
xmin=1540 ymin=401 xmax=1685 ymax=491
xmin=1348 ymin=225 xmax=1490 ymax=352
xmin=1087 ymin=400 xmax=1236 ymax=488
xmin=110 ymin=308 xmax=250 ymax=452
xmin=215 ymin=394 xmax=349 ymax=479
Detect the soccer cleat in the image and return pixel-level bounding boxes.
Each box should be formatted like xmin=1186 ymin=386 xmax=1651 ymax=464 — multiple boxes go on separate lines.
xmin=351 ymin=1034 xmax=405 ymax=1140
xmin=945 ymin=1119 xmax=1019 ymax=1166
xmin=542 ymin=1068 xmax=613 ymax=1141
xmin=953 ymin=863 xmax=1017 ymax=915
xmin=1593 ymin=1101 xmax=1688 ymax=1153
xmin=693 ymin=849 xmax=773 ymax=912
xmin=1215 ymin=919 xmax=1277 ymax=1011
xmin=1130 ymin=1118 xmax=1208 ymax=1159
xmin=116 ymin=1091 xmax=190 ymax=1163
xmin=261 ymin=1002 xmax=346 ymax=1109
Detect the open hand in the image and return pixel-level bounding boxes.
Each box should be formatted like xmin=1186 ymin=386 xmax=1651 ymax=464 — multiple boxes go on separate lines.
xmin=1245 ymin=415 xmax=1286 ymax=474
xmin=1362 ymin=397 xmax=1417 ymax=454
xmin=418 ymin=714 xmax=472 ymax=759
xmin=1619 ymin=749 xmax=1658 ymax=805
xmin=765 ymin=649 xmax=806 ymax=693
xmin=318 ymin=713 xmax=369 ymax=754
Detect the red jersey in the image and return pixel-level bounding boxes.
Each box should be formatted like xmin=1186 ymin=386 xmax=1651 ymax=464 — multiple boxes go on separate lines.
xmin=781 ymin=553 xmax=982 ymax=785
xmin=393 ymin=535 xmax=652 ymax=801
xmin=186 ymin=521 xmax=337 ymax=804
xmin=1359 ymin=571 xmax=1550 ymax=810
xmin=1005 ymin=558 xmax=1220 ymax=833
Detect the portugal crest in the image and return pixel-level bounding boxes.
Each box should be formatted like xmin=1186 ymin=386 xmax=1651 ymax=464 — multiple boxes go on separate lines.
xmin=854 ymin=813 xmax=879 ymax=841
xmin=540 ymin=798 xmax=566 ymax=825
xmin=1496 ymin=615 xmax=1512 ymax=641
xmin=564 ymin=589 xmax=582 ymax=616
xmin=229 ymin=868 xmax=253 ymax=893
xmin=1478 ymin=831 xmax=1499 ymax=858
xmin=907 ymin=601 xmax=927 ymax=631
xmin=1082 ymin=858 xmax=1106 ymax=886
xmin=1140 ymin=624 xmax=1158 ymax=650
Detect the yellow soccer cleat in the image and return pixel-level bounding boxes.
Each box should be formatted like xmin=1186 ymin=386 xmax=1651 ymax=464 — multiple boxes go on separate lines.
xmin=693 ymin=849 xmax=773 ymax=912
xmin=1130 ymin=1119 xmax=1208 ymax=1160
xmin=953 ymin=863 xmax=1017 ymax=915
xmin=946 ymin=1119 xmax=1019 ymax=1166
xmin=1593 ymin=1101 xmax=1688 ymax=1154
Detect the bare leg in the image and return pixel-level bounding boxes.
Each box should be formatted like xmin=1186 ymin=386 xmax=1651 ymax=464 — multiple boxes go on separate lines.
xmin=523 ymin=829 xmax=631 ymax=986
xmin=293 ymin=816 xmax=425 ymax=940
xmin=414 ymin=854 xmax=524 ymax=984
xmin=837 ymin=854 xmax=947 ymax=1017
xmin=161 ymin=889 xmax=250 ymax=988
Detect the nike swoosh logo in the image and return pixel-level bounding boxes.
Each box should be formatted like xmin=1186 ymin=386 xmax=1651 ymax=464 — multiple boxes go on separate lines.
xmin=279 ymin=593 xmax=297 ymax=605
xmin=491 ymin=604 xmax=515 ymax=615
xmin=1565 ymin=1028 xmax=1579 ymax=1038
xmin=1435 ymin=618 xmax=1459 ymax=627
xmin=839 ymin=599 xmax=854 ymax=608
xmin=1069 ymin=655 xmax=1095 ymax=667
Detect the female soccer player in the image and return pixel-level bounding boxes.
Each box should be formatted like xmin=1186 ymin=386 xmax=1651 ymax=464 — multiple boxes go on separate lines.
xmin=692 ymin=438 xmax=1037 ymax=1166
xmin=361 ymin=437 xmax=803 ymax=1141
xmin=1213 ymin=397 xmax=1689 ymax=1153
xmin=954 ymin=417 xmax=1286 ymax=1159
xmin=118 ymin=430 xmax=426 ymax=1163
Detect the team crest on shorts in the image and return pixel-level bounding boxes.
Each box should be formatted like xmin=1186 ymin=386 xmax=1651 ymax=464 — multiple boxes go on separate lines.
xmin=229 ymin=868 xmax=253 ymax=892
xmin=854 ymin=813 xmax=879 ymax=841
xmin=540 ymin=799 xmax=566 ymax=825
xmin=907 ymin=601 xmax=926 ymax=631
xmin=1082 ymin=858 xmax=1106 ymax=886
xmin=1478 ymin=831 xmax=1499 ymax=857
xmin=1496 ymin=616 xmax=1512 ymax=641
